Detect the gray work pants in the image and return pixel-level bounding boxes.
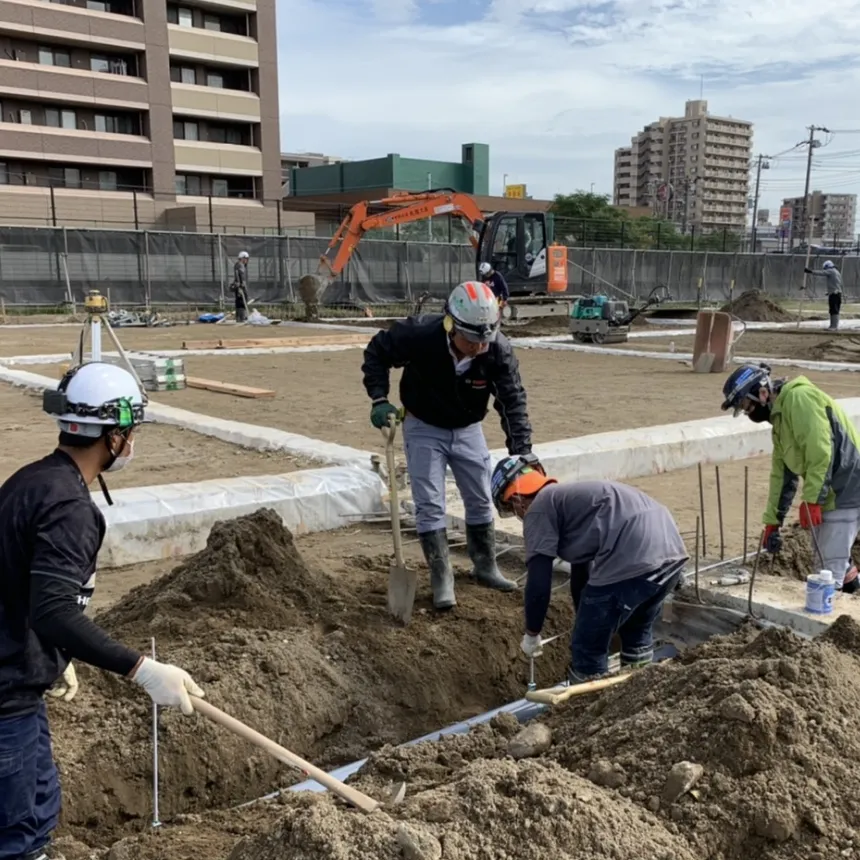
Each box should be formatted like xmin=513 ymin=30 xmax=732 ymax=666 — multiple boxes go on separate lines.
xmin=816 ymin=506 xmax=860 ymax=587
xmin=402 ymin=415 xmax=494 ymax=534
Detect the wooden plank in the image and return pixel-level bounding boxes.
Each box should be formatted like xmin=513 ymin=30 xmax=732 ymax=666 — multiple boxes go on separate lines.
xmin=185 ymin=376 xmax=276 ymax=399
xmin=181 ymin=333 xmax=371 ymax=350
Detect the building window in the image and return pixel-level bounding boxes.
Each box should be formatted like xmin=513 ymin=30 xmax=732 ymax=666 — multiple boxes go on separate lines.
xmin=64 ymin=167 xmax=81 ymax=188
xmin=39 ymin=46 xmax=71 ymax=67
xmin=87 ymin=0 xmax=110 ymax=10
xmin=175 ymin=173 xmax=201 ymax=195
xmin=206 ymin=71 xmax=224 ymax=88
xmin=173 ymin=120 xmax=198 ymax=140
xmin=211 ymin=178 xmax=228 ymax=197
xmin=95 ymin=114 xmax=135 ymax=134
xmin=170 ymin=65 xmax=197 ymax=84
xmin=18 ymin=109 xmax=32 ymax=125
xmin=203 ymin=13 xmax=221 ymax=30
xmin=0 ymin=163 xmax=6 ymax=185
xmin=99 ymin=170 xmax=118 ymax=191
xmin=177 ymin=6 xmax=193 ymax=25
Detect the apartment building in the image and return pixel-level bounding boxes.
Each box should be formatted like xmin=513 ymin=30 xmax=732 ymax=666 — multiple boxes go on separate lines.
xmin=781 ymin=191 xmax=857 ymax=244
xmin=0 ymin=0 xmax=310 ymax=232
xmin=613 ymin=100 xmax=753 ymax=234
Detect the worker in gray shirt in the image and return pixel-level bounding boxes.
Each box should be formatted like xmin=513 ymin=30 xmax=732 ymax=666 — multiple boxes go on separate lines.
xmin=804 ymin=259 xmax=843 ymax=330
xmin=231 ymin=250 xmax=250 ymax=322
xmin=490 ymin=457 xmax=688 ymax=684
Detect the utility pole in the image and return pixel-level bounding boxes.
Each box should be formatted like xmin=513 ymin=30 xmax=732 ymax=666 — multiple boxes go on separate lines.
xmin=798 ymin=124 xmax=830 ymax=292
xmin=750 ymin=154 xmax=770 ymax=251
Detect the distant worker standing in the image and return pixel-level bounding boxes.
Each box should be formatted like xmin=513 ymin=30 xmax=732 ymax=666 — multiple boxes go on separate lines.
xmin=478 ymin=262 xmax=510 ymax=306
xmin=231 ymin=250 xmax=250 ymax=322
xmin=804 ymin=259 xmax=843 ymax=330
xmin=721 ymin=363 xmax=860 ymax=594
xmin=362 ymin=281 xmax=537 ymax=609
xmin=492 ymin=463 xmax=688 ymax=684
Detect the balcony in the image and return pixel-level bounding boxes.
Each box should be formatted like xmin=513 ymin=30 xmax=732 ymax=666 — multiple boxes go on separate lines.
xmin=174 ymin=139 xmax=261 ymax=175
xmin=170 ymin=81 xmax=259 ymax=121
xmin=0 ymin=120 xmax=151 ymax=165
xmin=0 ymin=0 xmax=144 ymax=48
xmin=167 ymin=24 xmax=258 ymax=67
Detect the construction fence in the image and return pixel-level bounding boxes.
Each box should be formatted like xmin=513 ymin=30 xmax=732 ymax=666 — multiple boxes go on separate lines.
xmin=0 ymin=226 xmax=856 ymax=309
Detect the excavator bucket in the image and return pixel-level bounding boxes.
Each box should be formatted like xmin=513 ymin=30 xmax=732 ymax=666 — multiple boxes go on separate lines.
xmin=298 ymin=272 xmax=331 ymax=322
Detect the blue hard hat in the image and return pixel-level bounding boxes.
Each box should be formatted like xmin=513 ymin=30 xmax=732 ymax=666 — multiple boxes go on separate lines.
xmin=721 ymin=363 xmax=771 ymax=416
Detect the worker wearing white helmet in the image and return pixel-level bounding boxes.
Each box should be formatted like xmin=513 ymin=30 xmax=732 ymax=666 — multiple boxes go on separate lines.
xmin=362 ymin=281 xmax=539 ymax=609
xmin=804 ymin=258 xmax=843 ymax=330
xmin=232 ymin=250 xmax=250 ymax=322
xmin=0 ymin=362 xmax=203 ymax=860
xmin=478 ymin=261 xmax=510 ymax=305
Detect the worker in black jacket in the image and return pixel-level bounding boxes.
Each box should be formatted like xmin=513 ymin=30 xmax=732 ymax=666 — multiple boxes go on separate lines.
xmin=362 ymin=280 xmax=539 ymax=610
xmin=0 ymin=362 xmax=203 ymax=860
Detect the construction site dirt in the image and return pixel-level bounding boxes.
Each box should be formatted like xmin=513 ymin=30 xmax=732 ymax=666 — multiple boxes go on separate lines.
xmin=54 ymin=598 xmax=860 ymax=860
xmin=18 ymin=349 xmax=845 ymax=457
xmin=0 ymin=384 xmax=315 ymax=486
xmin=49 ymin=510 xmax=574 ymax=852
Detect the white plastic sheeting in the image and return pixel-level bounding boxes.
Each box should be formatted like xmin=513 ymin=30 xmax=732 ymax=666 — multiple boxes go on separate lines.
xmin=0 ymin=366 xmax=374 ymax=467
xmin=94 ymin=467 xmax=385 ymax=567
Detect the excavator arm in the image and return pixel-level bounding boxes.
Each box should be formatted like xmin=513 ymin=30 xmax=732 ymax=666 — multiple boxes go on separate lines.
xmin=317 ymin=191 xmax=486 ymax=279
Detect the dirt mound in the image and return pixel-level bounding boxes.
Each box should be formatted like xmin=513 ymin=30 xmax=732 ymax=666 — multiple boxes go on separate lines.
xmin=801 ymin=335 xmax=860 ymax=363
xmin=721 ymin=291 xmax=794 ymax=322
xmin=219 ymin=622 xmax=860 ymax=860
xmin=769 ymin=523 xmax=860 ymax=580
xmin=50 ymin=510 xmax=574 ymax=846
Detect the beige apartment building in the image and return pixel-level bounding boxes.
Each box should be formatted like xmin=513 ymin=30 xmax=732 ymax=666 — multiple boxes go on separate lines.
xmin=0 ymin=0 xmax=311 ymax=232
xmin=613 ymin=99 xmax=753 ymax=234
xmin=781 ymin=191 xmax=857 ymax=245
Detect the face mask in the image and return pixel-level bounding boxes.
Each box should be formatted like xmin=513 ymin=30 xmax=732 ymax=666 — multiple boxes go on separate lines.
xmin=746 ymin=403 xmax=772 ymax=424
xmin=105 ymin=438 xmax=134 ymax=472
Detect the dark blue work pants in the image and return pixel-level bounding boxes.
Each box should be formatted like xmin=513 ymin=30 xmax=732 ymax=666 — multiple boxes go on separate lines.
xmin=0 ymin=702 xmax=60 ymax=859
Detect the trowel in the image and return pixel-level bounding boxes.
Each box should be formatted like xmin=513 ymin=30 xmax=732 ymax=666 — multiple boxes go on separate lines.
xmin=382 ymin=414 xmax=418 ymax=624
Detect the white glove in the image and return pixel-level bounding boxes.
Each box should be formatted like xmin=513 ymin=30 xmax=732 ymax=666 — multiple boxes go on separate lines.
xmin=47 ymin=662 xmax=79 ymax=702
xmin=131 ymin=657 xmax=204 ymax=715
xmin=521 ymin=633 xmax=543 ymax=658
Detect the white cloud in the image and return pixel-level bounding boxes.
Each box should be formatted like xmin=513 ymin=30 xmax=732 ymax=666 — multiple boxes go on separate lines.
xmin=279 ymin=0 xmax=860 ymax=222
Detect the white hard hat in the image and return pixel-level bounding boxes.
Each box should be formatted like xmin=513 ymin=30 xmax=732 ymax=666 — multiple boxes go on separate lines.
xmin=823 ymin=260 xmax=835 ymax=269
xmin=445 ymin=281 xmax=501 ymax=342
xmin=238 ymin=251 xmax=249 ymax=260
xmin=478 ymin=262 xmax=493 ymax=277
xmin=44 ymin=362 xmax=146 ymax=438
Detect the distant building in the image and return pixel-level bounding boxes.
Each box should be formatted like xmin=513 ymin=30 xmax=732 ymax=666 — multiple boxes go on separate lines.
xmin=756 ymin=208 xmax=770 ymax=225
xmin=281 ymin=151 xmax=345 ymax=194
xmin=613 ymin=99 xmax=753 ymax=234
xmin=781 ymin=191 xmax=857 ymax=245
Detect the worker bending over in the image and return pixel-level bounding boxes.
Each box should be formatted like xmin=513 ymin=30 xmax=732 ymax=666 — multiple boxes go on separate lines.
xmin=362 ymin=281 xmax=537 ymax=609
xmin=478 ymin=262 xmax=510 ymax=306
xmin=804 ymin=259 xmax=843 ymax=330
xmin=722 ymin=363 xmax=860 ymax=593
xmin=231 ymin=250 xmax=250 ymax=322
xmin=0 ymin=363 xmax=203 ymax=860
xmin=492 ymin=459 xmax=688 ymax=684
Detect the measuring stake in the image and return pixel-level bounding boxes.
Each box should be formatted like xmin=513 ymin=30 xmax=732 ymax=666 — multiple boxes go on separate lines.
xmin=715 ymin=465 xmax=725 ymax=561
xmin=743 ymin=466 xmax=749 ymax=565
xmin=697 ymin=463 xmax=707 ymax=557
xmin=151 ymin=638 xmax=161 ymax=828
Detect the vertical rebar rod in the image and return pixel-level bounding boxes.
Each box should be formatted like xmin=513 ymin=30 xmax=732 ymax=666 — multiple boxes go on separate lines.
xmin=715 ymin=465 xmax=725 ymax=561
xmin=151 ymin=638 xmax=161 ymax=828
xmin=697 ymin=463 xmax=707 ymax=557
xmin=743 ymin=466 xmax=749 ymax=565
xmin=694 ymin=515 xmax=702 ymax=604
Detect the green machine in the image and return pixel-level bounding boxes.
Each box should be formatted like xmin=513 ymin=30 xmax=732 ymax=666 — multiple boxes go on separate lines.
xmin=569 ymin=286 xmax=670 ymax=345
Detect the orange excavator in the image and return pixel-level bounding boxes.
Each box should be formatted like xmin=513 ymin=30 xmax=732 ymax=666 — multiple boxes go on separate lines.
xmin=297 ymin=189 xmax=568 ymax=319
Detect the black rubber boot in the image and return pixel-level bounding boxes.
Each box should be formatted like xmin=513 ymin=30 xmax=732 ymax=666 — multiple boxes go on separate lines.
xmin=418 ymin=529 xmax=456 ymax=610
xmin=466 ymin=523 xmax=517 ymax=591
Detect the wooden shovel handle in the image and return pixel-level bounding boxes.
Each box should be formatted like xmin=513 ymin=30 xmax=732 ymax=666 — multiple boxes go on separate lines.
xmin=525 ymin=672 xmax=632 ymax=705
xmin=191 ymin=697 xmax=380 ymax=813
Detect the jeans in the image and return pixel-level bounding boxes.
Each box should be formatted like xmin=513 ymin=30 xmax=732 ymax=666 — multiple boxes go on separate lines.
xmin=568 ymin=562 xmax=683 ymax=682
xmin=0 ymin=703 xmax=60 ymax=859
xmin=402 ymin=415 xmax=494 ymax=533
xmin=829 ymin=292 xmax=843 ymax=317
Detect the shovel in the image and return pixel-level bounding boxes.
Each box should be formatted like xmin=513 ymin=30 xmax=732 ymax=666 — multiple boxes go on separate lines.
xmin=382 ymin=414 xmax=418 ymax=624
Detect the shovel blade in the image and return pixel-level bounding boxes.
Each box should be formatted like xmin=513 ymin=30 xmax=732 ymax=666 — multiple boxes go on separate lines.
xmin=388 ymin=563 xmax=418 ymax=625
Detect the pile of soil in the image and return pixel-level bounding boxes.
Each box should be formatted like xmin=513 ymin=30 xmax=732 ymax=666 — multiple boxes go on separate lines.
xmin=721 ymin=291 xmax=794 ymax=322
xmin=212 ymin=620 xmax=860 ymax=860
xmin=800 ymin=335 xmax=860 ymax=363
xmin=769 ymin=523 xmax=860 ymax=580
xmin=51 ymin=509 xmax=573 ymax=846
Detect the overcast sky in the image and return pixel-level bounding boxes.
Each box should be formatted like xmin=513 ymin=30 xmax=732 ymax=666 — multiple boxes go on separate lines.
xmin=279 ymin=0 xmax=860 ymax=226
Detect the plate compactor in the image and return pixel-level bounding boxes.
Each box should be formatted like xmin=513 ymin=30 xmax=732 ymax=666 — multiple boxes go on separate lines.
xmin=569 ymin=285 xmax=670 ymax=345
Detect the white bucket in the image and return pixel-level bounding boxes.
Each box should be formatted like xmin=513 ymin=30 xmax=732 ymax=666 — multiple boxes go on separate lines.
xmin=805 ymin=569 xmax=835 ymax=615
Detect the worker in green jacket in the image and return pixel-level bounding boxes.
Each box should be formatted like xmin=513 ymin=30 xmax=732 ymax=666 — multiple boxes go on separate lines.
xmin=721 ymin=363 xmax=860 ymax=593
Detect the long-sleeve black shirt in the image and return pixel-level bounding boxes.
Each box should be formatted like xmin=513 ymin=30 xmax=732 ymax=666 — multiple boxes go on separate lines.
xmin=361 ymin=314 xmax=533 ymax=455
xmin=0 ymin=450 xmax=141 ymax=716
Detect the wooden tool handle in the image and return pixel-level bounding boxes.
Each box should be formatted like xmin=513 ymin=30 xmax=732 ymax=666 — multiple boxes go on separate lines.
xmin=191 ymin=697 xmax=380 ymax=813
xmin=525 ymin=672 xmax=632 ymax=705
xmin=382 ymin=415 xmax=404 ymax=568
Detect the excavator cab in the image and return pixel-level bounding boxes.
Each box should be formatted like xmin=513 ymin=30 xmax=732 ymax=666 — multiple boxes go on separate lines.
xmin=475 ymin=212 xmax=550 ymax=296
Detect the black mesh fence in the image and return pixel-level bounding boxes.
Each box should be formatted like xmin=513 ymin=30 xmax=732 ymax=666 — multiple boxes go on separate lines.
xmin=0 ymin=226 xmax=857 ymax=308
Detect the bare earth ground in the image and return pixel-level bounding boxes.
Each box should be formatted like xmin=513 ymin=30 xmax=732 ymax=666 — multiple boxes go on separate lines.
xmin=23 ymin=348 xmax=842 ymax=455
xmin=0 ymin=321 xmax=370 ymax=356
xmin=0 ymin=384 xmax=315 ymax=486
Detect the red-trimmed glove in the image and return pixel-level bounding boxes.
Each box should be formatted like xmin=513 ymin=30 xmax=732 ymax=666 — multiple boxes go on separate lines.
xmin=762 ymin=525 xmax=782 ymax=553
xmin=799 ymin=502 xmax=823 ymax=529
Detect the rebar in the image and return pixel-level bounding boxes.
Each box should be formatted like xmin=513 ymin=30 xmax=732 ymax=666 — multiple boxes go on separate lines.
xmin=715 ymin=465 xmax=725 ymax=561
xmin=151 ymin=638 xmax=161 ymax=828
xmin=743 ymin=466 xmax=749 ymax=565
xmin=748 ymin=529 xmax=766 ymax=620
xmin=697 ymin=463 xmax=707 ymax=557
xmin=693 ymin=516 xmax=703 ymax=604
